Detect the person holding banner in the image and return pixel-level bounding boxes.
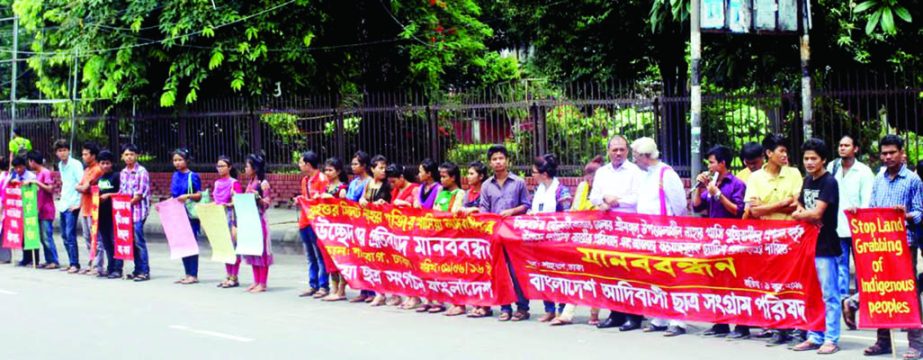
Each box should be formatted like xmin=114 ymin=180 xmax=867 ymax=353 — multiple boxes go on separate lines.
xmin=25 ymin=151 xmax=59 ymax=269
xmin=458 ymin=161 xmax=487 ymax=215
xmin=95 ymin=151 xmax=123 ymax=279
xmin=53 ymin=140 xmax=84 ymax=273
xmin=383 ymin=164 xmax=418 ymax=209
xmin=692 ymin=145 xmax=750 ymax=339
xmin=364 ymin=155 xmax=394 ymax=306
xmin=10 ymin=156 xmax=38 ymax=267
xmin=296 ymin=151 xmax=329 ymax=298
xmin=320 ymin=157 xmax=349 ymax=301
xmin=346 ymin=151 xmax=376 ymax=303
xmin=76 ymin=142 xmax=104 ymax=275
xmin=377 ymin=163 xmax=417 ymax=306
xmin=743 ymin=134 xmax=803 ymax=345
xmin=478 ymin=145 xmax=531 ymax=321
xmin=860 ymin=134 xmax=923 ymax=358
xmin=432 ymin=161 xmax=466 ymax=315
xmin=824 ymin=134 xmax=873 ymax=327
xmin=530 ymin=154 xmax=573 ymax=323
xmin=401 ymin=158 xmax=444 ymax=311
xmin=214 ymin=156 xmax=243 ymax=288
xmin=119 ymin=144 xmax=151 ymax=282
xmin=789 ymin=139 xmax=842 ymax=355
xmin=242 ymin=154 xmax=273 ymax=293
xmin=170 ymin=148 xmax=203 ymax=285
xmin=552 ymin=155 xmax=604 ymax=327
xmin=589 ymin=135 xmax=645 ymax=331
xmin=0 ymin=159 xmax=10 ymax=264
xmin=631 ymin=137 xmax=689 ymax=337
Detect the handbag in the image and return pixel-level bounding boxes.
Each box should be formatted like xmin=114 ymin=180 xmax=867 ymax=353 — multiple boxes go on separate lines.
xmin=184 ymin=172 xmax=210 ymax=219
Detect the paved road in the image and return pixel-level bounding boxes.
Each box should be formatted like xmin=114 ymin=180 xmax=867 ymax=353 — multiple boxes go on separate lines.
xmin=0 ymin=238 xmax=909 ymax=359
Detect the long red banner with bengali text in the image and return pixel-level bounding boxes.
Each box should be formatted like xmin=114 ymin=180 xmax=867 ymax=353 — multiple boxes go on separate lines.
xmin=303 ymin=198 xmax=516 ymax=306
xmin=304 ymin=198 xmax=825 ymax=329
xmin=847 ymin=208 xmax=923 ymax=329
xmin=497 ymin=211 xmax=825 ymax=330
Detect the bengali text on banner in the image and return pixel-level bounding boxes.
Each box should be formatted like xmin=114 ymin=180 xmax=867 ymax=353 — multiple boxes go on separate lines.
xmin=303 ymin=198 xmax=515 ymax=306
xmin=496 ymin=211 xmax=826 ymax=330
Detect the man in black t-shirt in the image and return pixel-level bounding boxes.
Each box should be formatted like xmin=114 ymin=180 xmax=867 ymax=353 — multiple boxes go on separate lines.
xmin=791 ymin=138 xmax=841 ymax=355
xmin=96 ymin=150 xmax=122 ymax=279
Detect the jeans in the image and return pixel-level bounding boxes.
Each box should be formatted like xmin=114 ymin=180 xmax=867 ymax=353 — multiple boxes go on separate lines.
xmin=808 ymin=256 xmax=841 ymax=345
xmin=543 ymin=301 xmax=565 ymax=314
xmin=60 ymin=210 xmax=79 ymax=267
xmin=80 ymin=215 xmax=105 ymax=272
xmin=835 ymin=237 xmax=852 ymax=300
xmin=39 ymin=219 xmax=58 ymax=264
xmin=500 ymin=248 xmax=529 ymax=313
xmin=132 ymin=219 xmax=150 ymax=275
xmin=181 ymin=219 xmax=200 ymax=277
xmin=300 ymin=226 xmax=328 ymax=290
xmin=99 ymin=221 xmax=123 ymax=274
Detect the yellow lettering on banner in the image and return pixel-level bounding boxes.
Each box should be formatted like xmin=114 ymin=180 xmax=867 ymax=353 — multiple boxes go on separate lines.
xmin=325 ymin=245 xmax=348 ymax=257
xmin=629 ymin=257 xmax=652 ymax=274
xmin=313 ymin=203 xmax=340 ymax=217
xmin=341 ymin=202 xmax=363 ymax=219
xmin=417 ymin=214 xmax=444 ymax=232
xmin=384 ymin=210 xmax=415 ymax=232
xmin=364 ymin=209 xmax=383 ymax=224
xmin=653 ymin=259 xmax=677 ymax=277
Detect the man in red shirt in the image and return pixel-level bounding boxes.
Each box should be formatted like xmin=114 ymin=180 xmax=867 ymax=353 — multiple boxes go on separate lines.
xmin=296 ymin=151 xmax=329 ymax=299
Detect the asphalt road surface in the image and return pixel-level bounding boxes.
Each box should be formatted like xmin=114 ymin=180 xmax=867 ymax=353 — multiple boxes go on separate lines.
xmin=0 ymin=237 xmax=908 ymax=359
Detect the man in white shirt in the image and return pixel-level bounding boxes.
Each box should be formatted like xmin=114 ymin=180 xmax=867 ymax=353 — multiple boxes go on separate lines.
xmin=631 ymin=137 xmax=689 ymax=337
xmin=826 ymin=135 xmax=873 ymax=329
xmin=589 ymin=135 xmax=646 ymax=331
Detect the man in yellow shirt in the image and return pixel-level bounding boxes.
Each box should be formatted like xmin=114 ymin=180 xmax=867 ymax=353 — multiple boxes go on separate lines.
xmin=736 ymin=142 xmax=764 ymax=184
xmin=743 ymin=134 xmax=804 ymax=346
xmin=745 ymin=134 xmax=802 ymax=221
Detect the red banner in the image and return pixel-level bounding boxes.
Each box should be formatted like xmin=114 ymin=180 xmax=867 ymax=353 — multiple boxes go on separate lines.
xmin=847 ymin=208 xmax=923 ymax=329
xmin=497 ymin=211 xmax=825 ymax=330
xmin=112 ymin=194 xmax=134 ymax=261
xmin=304 ymin=198 xmax=516 ymax=306
xmin=90 ymin=186 xmax=100 ymax=261
xmin=2 ymin=184 xmax=22 ymax=249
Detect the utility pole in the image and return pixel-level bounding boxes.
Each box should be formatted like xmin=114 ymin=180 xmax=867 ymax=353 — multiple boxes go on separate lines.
xmin=9 ymin=16 xmax=17 ymax=144
xmin=689 ymin=0 xmax=702 ymax=178
xmin=800 ymin=0 xmax=813 ymax=139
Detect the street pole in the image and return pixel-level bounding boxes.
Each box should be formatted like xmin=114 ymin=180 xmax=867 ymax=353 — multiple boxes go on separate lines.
xmin=10 ymin=16 xmax=17 ymax=143
xmin=689 ymin=0 xmax=702 ymax=178
xmin=800 ymin=0 xmax=813 ymax=140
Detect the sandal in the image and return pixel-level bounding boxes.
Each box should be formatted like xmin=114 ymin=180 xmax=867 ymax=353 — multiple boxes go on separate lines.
xmin=386 ymin=295 xmax=403 ymax=306
xmin=66 ymin=266 xmax=80 ymax=274
xmin=179 ymin=277 xmax=199 ymax=285
xmin=299 ymin=288 xmax=318 ymax=297
xmin=369 ymin=295 xmax=386 ymax=307
xmin=498 ymin=312 xmax=512 ymax=321
xmin=313 ymin=289 xmax=329 ymax=299
xmin=817 ymin=343 xmax=839 ymax=355
xmin=322 ymin=294 xmax=346 ymax=302
xmin=905 ymin=348 xmax=923 ymax=360
xmin=445 ymin=305 xmax=466 ymax=317
xmin=124 ymin=274 xmax=135 ymax=280
xmin=349 ymin=295 xmax=369 ymax=303
xmin=225 ymin=279 xmax=239 ymax=288
xmin=467 ymin=307 xmax=493 ymax=318
xmin=550 ymin=317 xmax=573 ymax=326
xmin=511 ymin=310 xmax=530 ymax=322
xmin=864 ymin=343 xmax=893 ymax=356
xmin=42 ymin=263 xmax=59 ymax=270
xmin=427 ymin=305 xmax=446 ymax=314
xmin=133 ymin=274 xmax=150 ymax=282
xmin=415 ymin=304 xmax=433 ymax=313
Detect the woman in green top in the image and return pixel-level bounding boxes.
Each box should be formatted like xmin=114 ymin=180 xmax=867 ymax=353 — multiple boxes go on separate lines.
xmin=434 ymin=162 xmax=465 ymax=213
xmin=434 ymin=162 xmax=468 ymax=316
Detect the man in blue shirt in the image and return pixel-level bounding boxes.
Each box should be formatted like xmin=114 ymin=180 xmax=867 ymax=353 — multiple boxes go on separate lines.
xmin=858 ymin=135 xmax=923 ymax=358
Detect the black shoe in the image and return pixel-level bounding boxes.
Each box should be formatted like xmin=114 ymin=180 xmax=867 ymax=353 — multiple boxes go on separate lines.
xmin=728 ymin=330 xmax=751 ymax=340
xmin=704 ymin=325 xmax=730 ymax=337
xmin=596 ymin=317 xmax=623 ymax=329
xmin=664 ymin=326 xmax=686 ymax=337
xmin=766 ymin=332 xmax=790 ymax=347
xmin=644 ymin=325 xmax=668 ymax=333
xmin=619 ymin=319 xmax=641 ymax=332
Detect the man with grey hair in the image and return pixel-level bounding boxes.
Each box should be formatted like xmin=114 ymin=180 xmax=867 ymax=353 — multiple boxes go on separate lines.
xmin=588 ymin=135 xmax=646 ymax=331
xmin=630 ymin=137 xmax=689 ymax=337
